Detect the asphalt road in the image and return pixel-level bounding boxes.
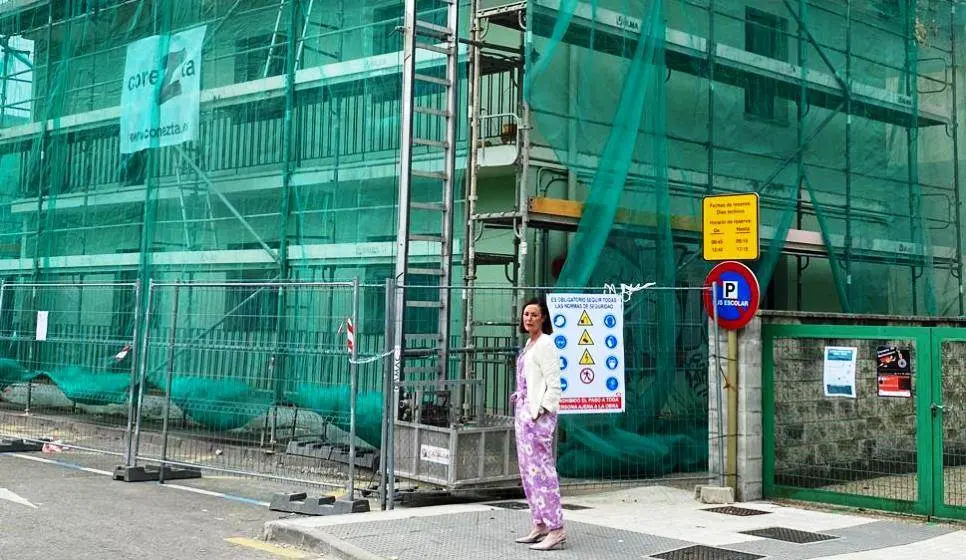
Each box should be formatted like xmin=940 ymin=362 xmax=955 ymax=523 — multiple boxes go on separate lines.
xmin=0 ymin=452 xmax=321 ymax=560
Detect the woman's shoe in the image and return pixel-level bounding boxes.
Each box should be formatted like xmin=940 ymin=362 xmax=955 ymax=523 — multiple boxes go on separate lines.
xmin=514 ymin=526 xmax=548 ymax=544
xmin=529 ymin=529 xmax=566 ymax=551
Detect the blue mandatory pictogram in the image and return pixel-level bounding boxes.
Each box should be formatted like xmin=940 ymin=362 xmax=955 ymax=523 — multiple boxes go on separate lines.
xmin=559 ymin=356 xmax=568 ymax=371
xmin=606 ymin=377 xmax=619 ymax=391
xmin=606 ymin=356 xmax=619 ymax=370
xmin=561 ymin=377 xmax=569 ymax=392
xmin=554 ymin=335 xmax=567 ymax=349
xmin=603 ymin=314 xmax=617 ymax=329
xmin=605 ymin=335 xmax=618 ymax=349
xmin=553 ymin=314 xmax=567 ymax=328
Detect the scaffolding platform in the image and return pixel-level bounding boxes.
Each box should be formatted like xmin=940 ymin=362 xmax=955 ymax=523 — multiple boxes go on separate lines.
xmin=393 ymin=379 xmax=520 ymax=490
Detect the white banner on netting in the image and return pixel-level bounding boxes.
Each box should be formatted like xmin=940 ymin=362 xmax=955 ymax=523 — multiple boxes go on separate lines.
xmin=119 ymin=25 xmax=206 ymax=154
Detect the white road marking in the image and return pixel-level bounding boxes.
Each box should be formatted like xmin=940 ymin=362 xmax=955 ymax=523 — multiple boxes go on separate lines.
xmin=0 ymin=488 xmax=37 ymax=509
xmin=10 ymin=453 xmax=113 ymax=475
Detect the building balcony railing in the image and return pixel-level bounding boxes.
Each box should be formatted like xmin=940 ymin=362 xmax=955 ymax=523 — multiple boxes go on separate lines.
xmin=0 ymin=44 xmax=519 ymax=199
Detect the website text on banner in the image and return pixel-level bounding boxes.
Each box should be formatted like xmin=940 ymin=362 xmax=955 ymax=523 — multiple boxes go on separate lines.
xmin=547 ymin=293 xmax=625 ymax=414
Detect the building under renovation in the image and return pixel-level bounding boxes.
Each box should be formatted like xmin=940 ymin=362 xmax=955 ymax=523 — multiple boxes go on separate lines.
xmin=0 ymin=0 xmax=962 ymax=489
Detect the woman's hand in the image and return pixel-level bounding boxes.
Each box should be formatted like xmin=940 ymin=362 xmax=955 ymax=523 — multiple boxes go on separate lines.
xmin=510 ymin=392 xmax=519 ymax=405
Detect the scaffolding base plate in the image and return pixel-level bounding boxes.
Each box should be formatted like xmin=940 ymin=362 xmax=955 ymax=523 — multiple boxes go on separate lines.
xmin=0 ymin=438 xmax=43 ymax=453
xmin=269 ymin=492 xmax=370 ymax=516
xmin=112 ymin=464 xmax=203 ymax=482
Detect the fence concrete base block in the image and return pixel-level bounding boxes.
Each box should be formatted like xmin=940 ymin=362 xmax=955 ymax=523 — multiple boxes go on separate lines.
xmin=269 ymin=492 xmax=371 ymax=516
xmin=0 ymin=438 xmax=43 ymax=453
xmin=694 ymin=485 xmax=735 ymax=504
xmin=112 ymin=464 xmax=203 ymax=482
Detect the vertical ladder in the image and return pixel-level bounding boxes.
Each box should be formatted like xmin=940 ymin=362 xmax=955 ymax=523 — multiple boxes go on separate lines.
xmin=0 ymin=38 xmax=10 ymax=126
xmin=392 ymin=0 xmax=459 ymax=384
xmin=264 ymin=0 xmax=316 ymax=78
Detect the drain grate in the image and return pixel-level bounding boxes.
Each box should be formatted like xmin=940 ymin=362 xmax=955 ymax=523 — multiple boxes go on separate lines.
xmin=651 ymin=545 xmax=765 ymax=560
xmin=561 ymin=503 xmax=592 ymax=511
xmin=486 ymin=501 xmax=529 ymax=510
xmin=702 ymin=506 xmax=770 ymax=517
xmin=740 ymin=527 xmax=839 ymax=544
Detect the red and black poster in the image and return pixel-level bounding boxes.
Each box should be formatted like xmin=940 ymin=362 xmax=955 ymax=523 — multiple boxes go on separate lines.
xmin=877 ymin=346 xmax=912 ymax=398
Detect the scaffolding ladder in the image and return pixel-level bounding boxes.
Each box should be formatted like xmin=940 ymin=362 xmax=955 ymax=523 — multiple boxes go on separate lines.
xmin=264 ymin=0 xmax=316 ymax=78
xmin=462 ymin=1 xmax=530 ymax=391
xmin=392 ymin=0 xmax=460 ymax=383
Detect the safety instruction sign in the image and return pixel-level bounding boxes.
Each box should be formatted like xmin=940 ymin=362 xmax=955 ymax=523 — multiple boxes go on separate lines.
xmin=702 ymin=193 xmax=760 ymax=261
xmin=547 ymin=293 xmax=625 ymax=414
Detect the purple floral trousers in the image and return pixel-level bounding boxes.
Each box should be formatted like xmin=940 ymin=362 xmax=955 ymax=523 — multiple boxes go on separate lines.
xmin=514 ymin=350 xmax=564 ymax=530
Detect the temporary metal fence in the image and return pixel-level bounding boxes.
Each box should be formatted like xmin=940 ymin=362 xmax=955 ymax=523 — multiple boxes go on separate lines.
xmin=0 ymin=279 xmax=376 ymax=500
xmin=383 ymin=282 xmax=721 ymax=501
xmin=0 ymin=278 xmax=720 ymax=507
xmin=0 ymin=282 xmax=140 ymax=460
xmin=127 ymin=280 xmax=375 ymax=492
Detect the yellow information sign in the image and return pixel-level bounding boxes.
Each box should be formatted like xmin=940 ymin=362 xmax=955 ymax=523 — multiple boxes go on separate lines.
xmin=702 ymin=192 xmax=760 ymax=261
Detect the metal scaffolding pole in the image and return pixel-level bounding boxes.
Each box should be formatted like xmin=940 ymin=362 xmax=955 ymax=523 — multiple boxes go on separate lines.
xmin=706 ymin=0 xmax=715 ymax=197
xmin=461 ymin=0 xmax=483 ymax=415
xmin=844 ymin=0 xmax=853 ymax=304
xmin=906 ymin=0 xmax=921 ymax=315
xmin=951 ymin=4 xmax=965 ymax=315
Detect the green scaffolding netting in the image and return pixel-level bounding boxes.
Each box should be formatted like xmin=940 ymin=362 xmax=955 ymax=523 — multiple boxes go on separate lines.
xmin=523 ymin=0 xmax=959 ymax=477
xmin=0 ymin=0 xmax=962 ymax=481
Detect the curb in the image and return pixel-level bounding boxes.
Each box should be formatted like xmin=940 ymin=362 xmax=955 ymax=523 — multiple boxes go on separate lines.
xmin=264 ymin=521 xmax=388 ymax=560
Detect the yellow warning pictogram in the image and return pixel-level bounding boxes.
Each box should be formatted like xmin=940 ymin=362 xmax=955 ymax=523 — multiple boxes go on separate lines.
xmin=577 ymin=310 xmax=593 ymax=327
xmin=578 ymin=329 xmax=594 ymax=346
xmin=579 ymin=349 xmax=595 ymax=366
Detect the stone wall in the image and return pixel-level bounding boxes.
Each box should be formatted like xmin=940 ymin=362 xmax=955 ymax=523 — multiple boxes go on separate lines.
xmin=710 ymin=310 xmax=966 ymax=503
xmin=708 ymin=317 xmax=762 ymax=501
xmin=763 ymin=312 xmax=966 ymax=501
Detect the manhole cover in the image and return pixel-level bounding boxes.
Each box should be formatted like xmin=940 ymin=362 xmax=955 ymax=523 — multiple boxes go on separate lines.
xmin=740 ymin=527 xmax=839 ymax=544
xmin=486 ymin=501 xmax=529 ymax=510
xmin=561 ymin=503 xmax=592 ymax=510
xmin=702 ymin=506 xmax=770 ymax=516
xmin=651 ymin=545 xmax=764 ymax=560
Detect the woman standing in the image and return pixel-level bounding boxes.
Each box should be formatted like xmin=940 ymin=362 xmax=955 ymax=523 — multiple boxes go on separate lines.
xmin=511 ymin=297 xmax=566 ymax=551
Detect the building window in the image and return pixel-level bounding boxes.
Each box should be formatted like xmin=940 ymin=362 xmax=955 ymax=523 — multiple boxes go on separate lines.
xmin=363 ymin=265 xmax=393 ymax=333
xmin=112 ymin=267 xmax=137 ymax=338
xmin=234 ymin=33 xmax=288 ymax=83
xmin=119 ymin=150 xmax=146 ymax=186
xmin=362 ymin=265 xmax=440 ymax=335
xmin=370 ymin=5 xmax=401 ymax=57
xmin=223 ymin=243 xmax=280 ymax=332
xmin=744 ymin=8 xmax=789 ymax=124
xmin=232 ymin=33 xmax=288 ymax=120
xmin=874 ymin=0 xmax=900 ymax=19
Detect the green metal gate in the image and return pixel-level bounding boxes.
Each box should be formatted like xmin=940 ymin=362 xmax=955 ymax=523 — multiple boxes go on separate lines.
xmin=763 ymin=323 xmax=966 ymax=520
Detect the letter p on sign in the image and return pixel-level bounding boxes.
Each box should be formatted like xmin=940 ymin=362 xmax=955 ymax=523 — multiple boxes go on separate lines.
xmin=722 ymin=280 xmax=739 ymax=300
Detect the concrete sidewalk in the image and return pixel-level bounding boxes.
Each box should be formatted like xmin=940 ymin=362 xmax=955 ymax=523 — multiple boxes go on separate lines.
xmin=264 ymin=486 xmax=966 ymax=560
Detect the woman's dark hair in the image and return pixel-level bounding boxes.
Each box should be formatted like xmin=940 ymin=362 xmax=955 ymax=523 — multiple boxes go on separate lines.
xmin=519 ymin=296 xmax=553 ymax=335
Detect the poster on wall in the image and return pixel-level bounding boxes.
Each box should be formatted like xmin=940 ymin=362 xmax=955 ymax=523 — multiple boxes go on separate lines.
xmin=823 ymin=346 xmax=857 ymax=398
xmin=546 ymin=293 xmax=625 ymax=414
xmin=876 ymin=346 xmax=912 ymax=398
xmin=120 ymin=25 xmax=207 ymax=154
